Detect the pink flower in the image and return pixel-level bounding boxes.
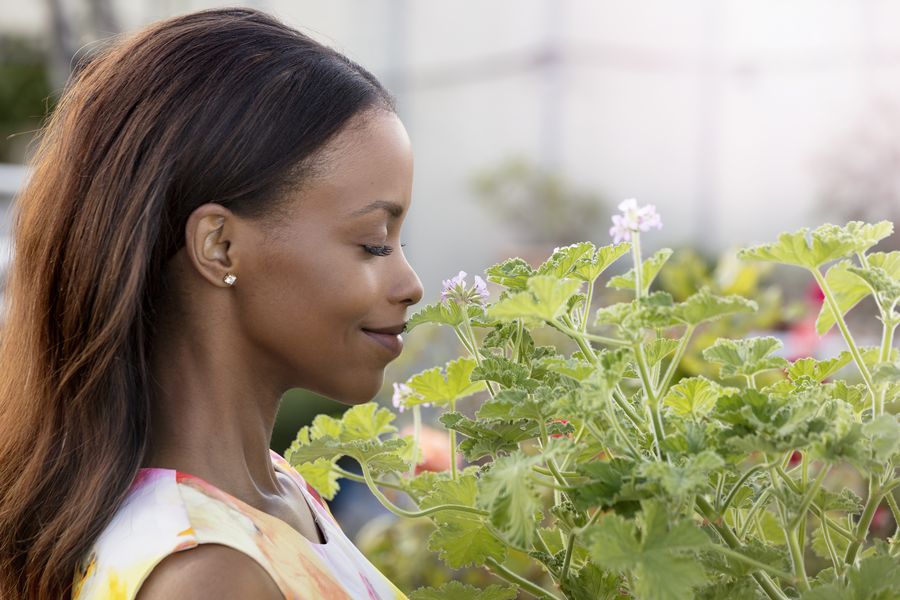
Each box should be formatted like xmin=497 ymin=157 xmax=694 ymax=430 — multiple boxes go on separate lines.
xmin=440 ymin=270 xmax=489 ymax=305
xmin=609 ymin=198 xmax=663 ymax=243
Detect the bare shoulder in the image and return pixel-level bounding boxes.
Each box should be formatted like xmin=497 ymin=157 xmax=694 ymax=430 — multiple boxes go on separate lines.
xmin=135 ymin=543 xmax=284 ymax=600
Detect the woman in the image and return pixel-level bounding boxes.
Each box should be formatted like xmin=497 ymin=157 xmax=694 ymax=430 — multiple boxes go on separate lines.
xmin=0 ymin=7 xmax=423 ymax=599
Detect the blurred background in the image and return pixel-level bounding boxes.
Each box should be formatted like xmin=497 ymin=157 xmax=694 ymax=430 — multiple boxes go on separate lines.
xmin=1 ymin=0 xmax=898 ymax=595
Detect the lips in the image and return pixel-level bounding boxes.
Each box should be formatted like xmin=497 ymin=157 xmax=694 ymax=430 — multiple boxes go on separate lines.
xmin=362 ymin=328 xmax=404 ymax=356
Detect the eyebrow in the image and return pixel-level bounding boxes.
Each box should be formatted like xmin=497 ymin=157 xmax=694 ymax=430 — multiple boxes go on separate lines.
xmin=349 ymin=199 xmax=405 ymax=220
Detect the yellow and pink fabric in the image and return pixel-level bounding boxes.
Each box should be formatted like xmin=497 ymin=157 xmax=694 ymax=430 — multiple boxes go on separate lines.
xmin=71 ymin=449 xmax=408 ymax=599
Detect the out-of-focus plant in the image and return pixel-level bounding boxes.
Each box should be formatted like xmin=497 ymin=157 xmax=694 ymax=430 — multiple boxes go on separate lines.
xmin=285 ymin=203 xmax=899 ymax=599
xmin=471 ymin=156 xmax=608 ymax=245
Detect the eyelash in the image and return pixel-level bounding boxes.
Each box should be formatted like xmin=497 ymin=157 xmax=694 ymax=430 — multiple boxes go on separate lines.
xmin=363 ymin=243 xmax=406 ymax=257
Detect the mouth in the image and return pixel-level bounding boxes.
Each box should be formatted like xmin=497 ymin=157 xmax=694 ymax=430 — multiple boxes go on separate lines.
xmin=361 ymin=328 xmax=404 ymax=357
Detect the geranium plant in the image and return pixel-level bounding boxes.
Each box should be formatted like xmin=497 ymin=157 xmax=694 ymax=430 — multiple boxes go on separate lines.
xmin=286 ymin=201 xmax=899 ymax=600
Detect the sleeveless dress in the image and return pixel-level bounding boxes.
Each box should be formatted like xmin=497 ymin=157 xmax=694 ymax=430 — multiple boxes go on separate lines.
xmin=71 ymin=449 xmax=408 ymax=600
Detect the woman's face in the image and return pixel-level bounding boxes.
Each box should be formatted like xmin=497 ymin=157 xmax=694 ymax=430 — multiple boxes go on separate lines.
xmin=237 ymin=109 xmax=424 ymax=404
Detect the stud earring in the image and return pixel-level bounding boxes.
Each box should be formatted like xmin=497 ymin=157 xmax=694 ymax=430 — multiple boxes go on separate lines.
xmin=223 ymin=273 xmax=237 ymax=286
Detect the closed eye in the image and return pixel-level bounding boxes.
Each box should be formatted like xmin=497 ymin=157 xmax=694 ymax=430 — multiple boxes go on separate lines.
xmin=363 ymin=243 xmax=406 ymax=257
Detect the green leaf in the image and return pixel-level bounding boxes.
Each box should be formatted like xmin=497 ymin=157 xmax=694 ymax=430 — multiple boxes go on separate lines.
xmin=487 ymin=276 xmax=582 ymax=322
xmin=419 ymin=474 xmax=509 ymax=568
xmin=285 ymin=433 xmax=408 ymax=475
xmin=847 ymin=263 xmax=900 ymax=307
xmin=536 ymin=242 xmax=596 ymax=278
xmin=815 ymin=252 xmax=900 ymax=334
xmin=738 ymin=222 xmax=892 ymax=270
xmin=405 ymin=357 xmax=485 ymax=408
xmin=571 ymin=242 xmax=633 ymax=282
xmin=291 ymin=456 xmax=341 ymax=500
xmin=409 ymin=581 xmax=517 ymax=600
xmin=560 ymin=562 xmax=627 ymax=600
xmin=476 ymin=449 xmax=547 ymax=548
xmin=702 ymin=336 xmax=789 ymax=379
xmin=638 ymin=450 xmax=724 ymax=502
xmin=802 ymin=555 xmax=900 ymax=600
xmin=340 ymin=402 xmax=398 ymax=441
xmin=671 ymin=287 xmax=758 ymax=326
xmin=470 ymin=356 xmax=532 ymax=389
xmin=608 ymin=248 xmax=674 ymax=295
xmin=584 ymin=500 xmax=709 ymax=600
xmin=787 ymin=352 xmax=853 ymax=383
xmin=406 ymin=299 xmax=485 ymax=332
xmin=484 ymin=257 xmax=536 ymax=291
xmin=663 ymin=376 xmax=739 ymax=419
xmin=440 ymin=411 xmax=541 ymax=461
xmin=594 ymin=292 xmax=678 ymax=341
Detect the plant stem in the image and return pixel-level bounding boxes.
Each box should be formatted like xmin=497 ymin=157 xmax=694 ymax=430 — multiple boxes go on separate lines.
xmin=843 ymin=476 xmax=883 ymax=565
xmin=551 ymin=319 xmax=629 ymax=348
xmin=632 ymin=232 xmax=644 ymax=299
xmin=449 ymin=398 xmax=458 ymax=481
xmin=612 ymin=386 xmax=645 ymax=432
xmin=460 ymin=309 xmax=497 ymax=398
xmin=721 ymin=464 xmax=766 ymax=513
xmin=712 ymin=546 xmax=796 ymax=582
xmin=634 ymin=343 xmax=666 ymax=459
xmin=559 ymin=314 xmax=599 ymax=362
xmin=655 ymin=325 xmax=694 ymax=398
xmin=359 ymin=461 xmax=489 ymax=519
xmin=695 ymin=495 xmax=790 ymax=600
xmin=485 ymin=557 xmax=563 ymax=600
xmin=408 ymin=404 xmax=422 ymax=478
xmin=331 ymin=465 xmax=406 ymax=491
xmin=580 ymin=279 xmax=595 ymax=334
xmin=811 ymin=269 xmax=877 ymax=412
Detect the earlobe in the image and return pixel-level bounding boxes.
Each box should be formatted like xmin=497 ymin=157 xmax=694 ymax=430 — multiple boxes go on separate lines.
xmin=185 ymin=204 xmax=237 ymax=287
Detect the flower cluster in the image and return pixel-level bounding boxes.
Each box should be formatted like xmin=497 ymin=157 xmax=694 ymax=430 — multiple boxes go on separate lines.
xmin=609 ymin=198 xmax=663 ymax=244
xmin=391 ymin=382 xmax=430 ymax=413
xmin=440 ymin=270 xmax=489 ymax=305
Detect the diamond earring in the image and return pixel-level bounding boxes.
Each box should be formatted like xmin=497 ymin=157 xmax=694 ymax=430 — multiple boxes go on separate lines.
xmin=223 ymin=273 xmax=237 ymax=286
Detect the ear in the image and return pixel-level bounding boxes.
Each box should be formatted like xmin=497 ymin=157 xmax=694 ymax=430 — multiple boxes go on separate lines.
xmin=184 ymin=203 xmax=238 ymax=288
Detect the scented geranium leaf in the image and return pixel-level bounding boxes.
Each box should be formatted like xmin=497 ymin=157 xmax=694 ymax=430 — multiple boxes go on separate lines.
xmin=309 ymin=413 xmax=344 ymax=440
xmin=409 ymin=581 xmax=517 ymax=600
xmin=638 ymin=450 xmax=724 ymax=503
xmin=440 ymin=411 xmax=541 ymax=461
xmin=418 ymin=473 xmax=508 ymax=569
xmin=470 ymin=355 xmax=532 ymax=389
xmin=787 ymin=352 xmax=853 ymax=383
xmin=737 ymin=222 xmax=888 ymax=270
xmin=594 ymin=292 xmax=678 ymax=341
xmin=862 ymin=414 xmax=900 ymax=462
xmin=339 ymin=402 xmax=398 ymax=441
xmin=474 ymin=388 xmax=529 ymax=420
xmin=405 ymin=357 xmax=485 ymax=408
xmin=476 ymin=449 xmax=551 ymax=548
xmin=285 ymin=434 xmax=407 ymax=474
xmin=812 ymin=251 xmax=900 ymax=335
xmin=873 ymin=361 xmax=900 ymax=385
xmin=671 ymin=287 xmax=757 ymax=327
xmin=801 ymin=555 xmax=900 ymax=600
xmin=570 ymin=458 xmax=638 ymax=513
xmin=643 ymin=338 xmax=680 ymax=368
xmin=702 ymin=336 xmax=789 ymax=379
xmin=406 ymin=299 xmax=485 ymax=331
xmin=810 ymin=514 xmax=850 ymax=562
xmin=608 ymin=248 xmax=674 ymax=295
xmin=292 ymin=456 xmax=341 ymax=500
xmin=571 ymin=242 xmax=632 ymax=282
xmin=537 ymin=241 xmax=596 ymax=278
xmin=560 ymin=562 xmax=628 ymax=600
xmin=663 ymin=376 xmax=739 ymax=419
xmin=486 ymin=276 xmax=582 ymax=322
xmin=584 ymin=501 xmax=709 ymax=600
xmin=847 ymin=264 xmax=900 ymax=307
xmin=537 ymin=355 xmax=597 ymax=383
xmin=484 ymin=256 xmax=536 ymax=291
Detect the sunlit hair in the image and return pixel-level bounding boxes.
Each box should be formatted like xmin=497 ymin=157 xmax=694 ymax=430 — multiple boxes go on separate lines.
xmin=0 ymin=7 xmax=395 ymax=598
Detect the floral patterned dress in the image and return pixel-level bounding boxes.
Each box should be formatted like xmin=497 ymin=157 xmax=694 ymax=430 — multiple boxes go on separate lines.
xmin=71 ymin=449 xmax=408 ymax=600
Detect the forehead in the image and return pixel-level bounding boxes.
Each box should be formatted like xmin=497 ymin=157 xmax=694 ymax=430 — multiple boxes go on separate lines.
xmin=304 ymin=111 xmax=413 ymax=222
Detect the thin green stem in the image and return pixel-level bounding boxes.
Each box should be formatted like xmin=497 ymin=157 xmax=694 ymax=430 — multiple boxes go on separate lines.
xmin=632 ymin=232 xmax=644 ymax=299
xmin=331 ymin=465 xmax=406 ymax=491
xmin=811 ymin=269 xmax=877 ymax=412
xmin=551 ymin=319 xmax=629 ymax=348
xmin=580 ymin=279 xmax=596 ymax=334
xmin=460 ymin=309 xmax=497 ymax=398
xmin=449 ymin=398 xmax=458 ymax=481
xmin=634 ymin=343 xmax=666 ymax=459
xmin=408 ymin=404 xmax=422 ymax=478
xmin=560 ymin=530 xmax=577 ymax=586
xmin=559 ymin=314 xmax=599 ymax=362
xmin=721 ymin=464 xmax=766 ymax=514
xmin=612 ymin=387 xmax=645 ymax=431
xmin=712 ymin=546 xmax=796 ymax=582
xmin=558 ymin=420 xmax=588 ymax=471
xmin=359 ymin=462 xmax=488 ymax=519
xmin=695 ymin=495 xmax=790 ymax=600
xmin=843 ymin=477 xmax=883 ymax=565
xmin=655 ymin=325 xmax=694 ymax=398
xmin=485 ymin=557 xmax=563 ymax=600
xmin=817 ymin=511 xmax=844 ymax=576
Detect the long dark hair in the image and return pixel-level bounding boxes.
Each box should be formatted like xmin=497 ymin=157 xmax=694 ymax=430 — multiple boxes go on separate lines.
xmin=0 ymin=7 xmax=396 ymax=598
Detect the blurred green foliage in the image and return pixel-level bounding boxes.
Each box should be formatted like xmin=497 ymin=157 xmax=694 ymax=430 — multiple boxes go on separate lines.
xmin=0 ymin=34 xmax=54 ymax=163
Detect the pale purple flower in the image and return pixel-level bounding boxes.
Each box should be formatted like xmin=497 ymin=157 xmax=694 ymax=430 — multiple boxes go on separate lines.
xmin=392 ymin=382 xmax=413 ymax=413
xmin=609 ymin=198 xmax=663 ymax=243
xmin=441 ymin=270 xmax=490 ymax=305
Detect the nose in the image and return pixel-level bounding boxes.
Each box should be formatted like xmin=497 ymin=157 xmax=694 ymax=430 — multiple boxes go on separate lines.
xmin=396 ymin=254 xmax=424 ymax=307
